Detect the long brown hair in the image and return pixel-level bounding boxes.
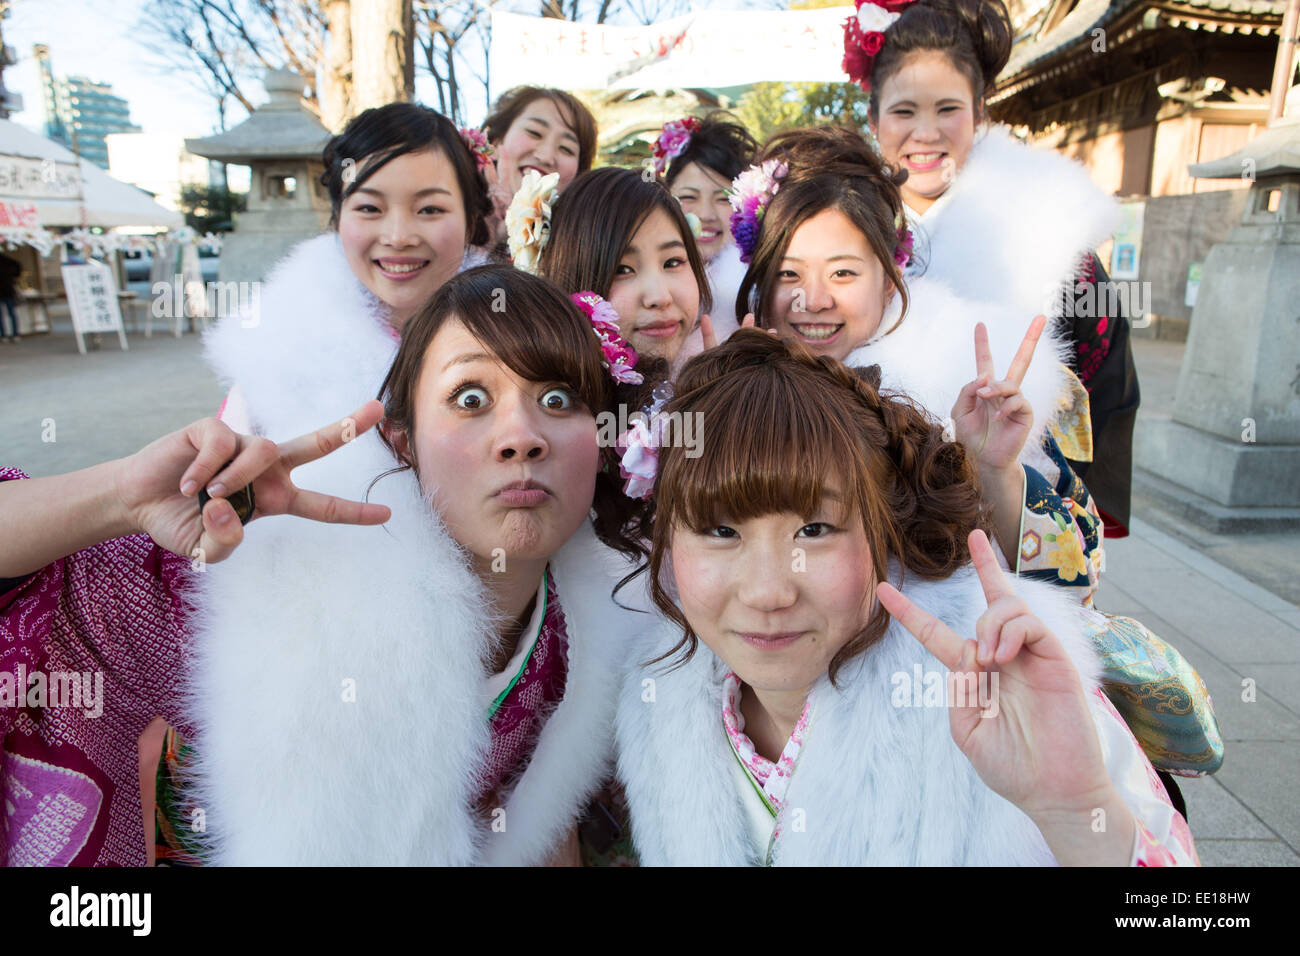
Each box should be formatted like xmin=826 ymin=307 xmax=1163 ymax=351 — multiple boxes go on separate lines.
xmin=375 ymin=264 xmax=651 ymax=561
xmin=735 ymin=126 xmax=911 ymax=335
xmin=538 ymin=167 xmax=714 ymax=317
xmin=641 ymin=328 xmax=988 ymax=684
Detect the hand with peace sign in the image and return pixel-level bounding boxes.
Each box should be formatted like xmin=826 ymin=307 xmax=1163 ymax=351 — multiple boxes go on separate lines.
xmin=950 ymin=316 xmax=1046 ymax=475
xmin=875 ymin=529 xmax=1137 ymax=865
xmin=113 ymin=401 xmax=392 ymax=565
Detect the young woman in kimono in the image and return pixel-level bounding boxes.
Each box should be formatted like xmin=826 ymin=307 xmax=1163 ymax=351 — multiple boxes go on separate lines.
xmin=147 ymin=101 xmax=502 ymax=863
xmin=845 ymin=0 xmax=1140 ymax=534
xmin=613 ymin=328 xmax=1196 ymax=866
xmin=658 ymin=112 xmax=758 ymax=345
xmin=0 ymin=265 xmax=653 ymax=866
xmin=725 ymin=126 xmax=1222 ymax=806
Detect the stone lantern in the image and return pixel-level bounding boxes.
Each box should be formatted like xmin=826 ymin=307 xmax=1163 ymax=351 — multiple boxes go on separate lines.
xmin=186 ymin=68 xmax=332 ymax=283
xmin=1137 ymin=117 xmax=1300 ymax=530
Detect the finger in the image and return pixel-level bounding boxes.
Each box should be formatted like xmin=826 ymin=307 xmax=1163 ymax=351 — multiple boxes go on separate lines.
xmin=178 ymin=419 xmax=238 ymax=497
xmin=205 ymin=436 xmax=278 ymax=498
xmin=975 ymin=378 xmax=1019 ymax=401
xmin=740 ymin=312 xmax=756 ymax=328
xmin=975 ymin=594 xmax=1033 ymax=666
xmin=969 ymin=529 xmax=1016 ymax=608
xmin=993 ymin=613 xmax=1036 ymax=665
xmin=280 ymin=400 xmax=386 ymax=471
xmin=197 ymin=496 xmax=244 ymax=563
xmin=973 ymin=322 xmax=994 ymax=381
xmin=992 ymin=392 xmax=1031 ymax=425
xmin=952 ymin=375 xmax=990 ymax=416
xmin=877 ymin=581 xmax=965 ymax=671
xmin=1005 ymin=315 xmax=1047 ymax=387
xmin=286 ymin=488 xmax=392 ymax=526
xmin=699 ymin=313 xmax=716 ymax=351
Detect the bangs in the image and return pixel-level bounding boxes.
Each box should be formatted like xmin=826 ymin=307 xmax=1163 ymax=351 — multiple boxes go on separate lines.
xmin=663 ymin=366 xmax=864 ymax=532
xmin=451 ymin=269 xmax=610 ymax=412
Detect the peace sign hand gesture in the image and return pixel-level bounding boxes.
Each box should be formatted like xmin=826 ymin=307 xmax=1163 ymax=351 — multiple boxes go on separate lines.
xmin=113 ymin=401 xmax=392 ymax=566
xmin=876 ymin=530 xmax=1136 ymax=864
xmin=950 ymin=316 xmax=1045 ymax=474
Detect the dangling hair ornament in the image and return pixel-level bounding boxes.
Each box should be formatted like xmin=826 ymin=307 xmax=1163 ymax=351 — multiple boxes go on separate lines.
xmin=893 ymin=211 xmax=915 ymax=268
xmin=652 ymin=116 xmax=701 ymax=176
xmin=615 ymin=381 xmax=674 ymax=499
xmin=458 ymin=127 xmax=496 ymax=172
xmin=506 ymin=169 xmax=561 ymax=274
xmin=842 ymin=0 xmax=915 ymax=91
xmin=570 ymin=291 xmax=644 ymax=386
xmin=728 ymin=159 xmax=788 ymax=264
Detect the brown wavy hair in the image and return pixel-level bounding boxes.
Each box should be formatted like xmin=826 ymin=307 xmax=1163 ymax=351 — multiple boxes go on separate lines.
xmin=735 ymin=126 xmax=911 ymax=335
xmin=483 ymin=86 xmax=599 ymax=173
xmin=640 ymin=328 xmax=988 ymax=684
xmin=373 ymin=264 xmax=652 ymax=562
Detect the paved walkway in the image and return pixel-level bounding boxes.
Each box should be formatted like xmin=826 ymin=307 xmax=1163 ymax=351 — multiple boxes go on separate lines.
xmin=2 ymin=323 xmax=1296 ymax=866
xmin=1097 ymin=338 xmax=1300 ymax=866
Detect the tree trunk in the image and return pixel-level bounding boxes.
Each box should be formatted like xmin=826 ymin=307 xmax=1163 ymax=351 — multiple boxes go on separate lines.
xmin=321 ymin=0 xmax=354 ymax=131
xmin=351 ymin=0 xmax=415 ymax=113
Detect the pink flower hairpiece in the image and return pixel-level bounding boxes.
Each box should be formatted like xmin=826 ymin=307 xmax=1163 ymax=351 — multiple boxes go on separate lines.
xmin=728 ymin=159 xmax=788 ymax=264
xmin=615 ymin=381 xmax=674 ymax=499
xmin=652 ymin=116 xmax=701 ymax=177
xmin=842 ymin=0 xmax=915 ymax=91
xmin=459 ymin=127 xmax=496 ymax=172
xmin=571 ymin=291 xmax=644 ymax=386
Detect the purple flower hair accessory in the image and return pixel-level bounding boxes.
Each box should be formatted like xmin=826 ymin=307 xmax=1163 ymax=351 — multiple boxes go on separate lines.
xmin=728 ymin=159 xmax=788 ymax=264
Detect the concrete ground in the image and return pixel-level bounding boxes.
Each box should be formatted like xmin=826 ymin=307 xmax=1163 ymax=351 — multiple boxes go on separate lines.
xmin=2 ymin=317 xmax=1297 ymax=866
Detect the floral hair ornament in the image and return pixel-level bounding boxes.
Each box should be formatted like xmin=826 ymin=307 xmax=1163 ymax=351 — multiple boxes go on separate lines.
xmin=893 ymin=211 xmax=915 ymax=268
xmin=458 ymin=127 xmax=496 ymax=172
xmin=571 ymin=291 xmax=644 ymax=386
xmin=652 ymin=116 xmax=701 ymax=176
xmin=506 ymin=169 xmax=561 ymax=274
xmin=616 ymin=381 xmax=674 ymax=499
xmin=842 ymin=0 xmax=915 ymax=91
xmin=728 ymin=159 xmax=788 ymax=264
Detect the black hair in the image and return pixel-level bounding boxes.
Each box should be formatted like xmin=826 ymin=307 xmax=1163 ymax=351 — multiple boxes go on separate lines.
xmin=663 ymin=112 xmax=758 ymax=187
xmin=320 ymin=102 xmax=491 ymax=245
xmin=869 ymin=0 xmax=1013 ymax=121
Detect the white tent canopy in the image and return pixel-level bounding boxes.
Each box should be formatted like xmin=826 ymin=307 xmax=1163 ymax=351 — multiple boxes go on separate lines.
xmin=0 ymin=119 xmax=183 ymax=229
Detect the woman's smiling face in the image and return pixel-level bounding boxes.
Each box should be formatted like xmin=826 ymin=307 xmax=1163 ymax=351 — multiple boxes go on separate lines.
xmin=493 ymin=96 xmax=582 ymax=197
xmin=765 ymin=207 xmax=894 ymax=362
xmin=870 ymin=50 xmax=979 ymax=212
xmin=670 ymin=161 xmax=734 ymax=262
xmin=669 ymin=487 xmax=877 ymax=698
xmin=606 ymin=207 xmax=700 ymax=363
xmin=336 ymin=147 xmax=468 ymax=327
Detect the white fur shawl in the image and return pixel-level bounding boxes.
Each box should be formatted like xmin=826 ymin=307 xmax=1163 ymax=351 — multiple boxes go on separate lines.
xmin=189 ymin=233 xmax=643 ymax=864
xmin=846 ymin=276 xmax=1073 ymax=458
xmin=907 ymin=125 xmax=1118 ymax=319
xmin=616 ymin=567 xmax=1104 ymax=866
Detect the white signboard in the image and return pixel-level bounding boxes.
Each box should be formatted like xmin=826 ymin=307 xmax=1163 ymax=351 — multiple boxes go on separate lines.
xmin=489 ymin=8 xmax=855 ymax=97
xmin=0 ymin=156 xmax=82 ymax=201
xmin=62 ymin=261 xmax=128 ymax=354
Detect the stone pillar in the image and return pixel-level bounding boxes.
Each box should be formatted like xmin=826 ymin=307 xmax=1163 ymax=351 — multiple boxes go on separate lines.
xmin=1136 ymin=118 xmax=1300 ymax=531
